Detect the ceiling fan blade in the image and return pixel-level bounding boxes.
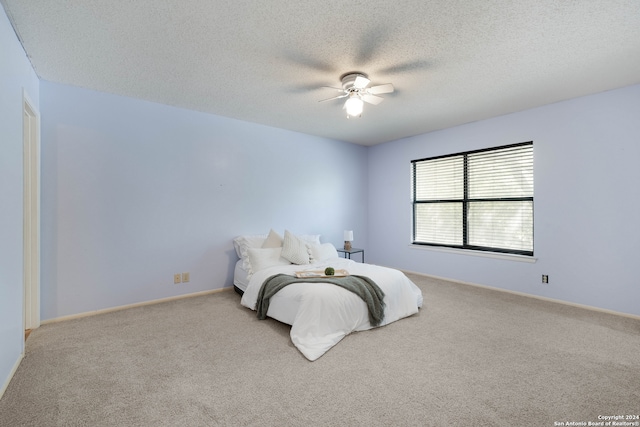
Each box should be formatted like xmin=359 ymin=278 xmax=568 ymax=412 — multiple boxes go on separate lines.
xmin=361 ymin=94 xmax=384 ymax=105
xmin=321 ymin=86 xmax=346 ymax=92
xmin=353 ymin=75 xmax=370 ymax=89
xmin=319 ymin=93 xmax=348 ymax=102
xmin=367 ymin=83 xmax=394 ymax=94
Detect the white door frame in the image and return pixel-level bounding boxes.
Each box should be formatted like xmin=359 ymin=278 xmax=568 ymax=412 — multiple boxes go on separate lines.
xmin=23 ymin=90 xmax=40 ymax=331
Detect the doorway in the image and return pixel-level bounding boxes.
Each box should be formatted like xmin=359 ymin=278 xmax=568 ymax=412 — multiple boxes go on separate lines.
xmin=23 ymin=91 xmax=40 ymax=334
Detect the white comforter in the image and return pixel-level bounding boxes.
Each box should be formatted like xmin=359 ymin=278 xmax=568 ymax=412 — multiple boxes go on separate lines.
xmin=240 ymin=259 xmax=423 ymax=361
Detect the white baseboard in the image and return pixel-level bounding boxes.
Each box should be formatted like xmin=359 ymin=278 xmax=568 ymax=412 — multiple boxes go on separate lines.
xmin=0 ymin=352 xmax=24 ymax=401
xmin=403 ymin=269 xmax=640 ymax=321
xmin=41 ymin=287 xmax=232 ymax=325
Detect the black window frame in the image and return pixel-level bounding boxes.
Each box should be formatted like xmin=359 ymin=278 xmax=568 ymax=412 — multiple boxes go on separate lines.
xmin=411 ymin=141 xmax=534 ymax=256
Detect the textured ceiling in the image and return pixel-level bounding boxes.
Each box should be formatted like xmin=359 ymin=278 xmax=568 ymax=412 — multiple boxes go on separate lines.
xmin=3 ymin=0 xmax=640 ymax=146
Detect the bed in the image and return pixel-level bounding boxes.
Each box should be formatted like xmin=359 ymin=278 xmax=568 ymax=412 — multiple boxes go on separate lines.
xmin=233 ymin=230 xmax=424 ymax=361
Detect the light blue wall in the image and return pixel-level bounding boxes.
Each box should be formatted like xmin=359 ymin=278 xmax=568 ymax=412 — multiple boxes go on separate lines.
xmin=368 ymin=84 xmax=640 ymax=317
xmin=0 ymin=6 xmax=39 ymax=394
xmin=39 ymin=81 xmax=368 ymax=320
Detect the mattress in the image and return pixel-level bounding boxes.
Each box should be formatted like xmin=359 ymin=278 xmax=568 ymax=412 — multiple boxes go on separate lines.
xmin=233 ymin=259 xmax=250 ymax=292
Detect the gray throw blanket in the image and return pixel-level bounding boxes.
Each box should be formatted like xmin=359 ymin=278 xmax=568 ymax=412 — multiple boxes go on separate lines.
xmin=256 ymin=273 xmax=386 ymax=327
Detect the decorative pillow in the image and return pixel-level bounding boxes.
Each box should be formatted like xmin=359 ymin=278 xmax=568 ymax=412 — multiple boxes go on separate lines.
xmin=247 ymin=247 xmax=291 ymax=275
xmin=233 ymin=234 xmax=267 ymax=257
xmin=233 ymin=234 xmax=268 ymax=270
xmin=281 ymin=230 xmax=311 ymax=265
xmin=310 ymin=243 xmax=339 ymax=263
xmin=261 ymin=229 xmax=283 ymax=248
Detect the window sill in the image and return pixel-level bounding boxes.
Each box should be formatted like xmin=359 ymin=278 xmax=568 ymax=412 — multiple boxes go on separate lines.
xmin=408 ymin=244 xmax=537 ymax=263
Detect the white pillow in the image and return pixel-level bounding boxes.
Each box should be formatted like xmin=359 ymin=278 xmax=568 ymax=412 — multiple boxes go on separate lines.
xmin=281 ymin=230 xmax=311 ymax=265
xmin=247 ymin=247 xmax=291 ymax=275
xmin=261 ymin=229 xmax=283 ymax=248
xmin=233 ymin=234 xmax=267 ymax=257
xmin=297 ymin=234 xmax=321 ymax=245
xmin=310 ymin=243 xmax=339 ymax=263
xmin=233 ymin=234 xmax=268 ymax=270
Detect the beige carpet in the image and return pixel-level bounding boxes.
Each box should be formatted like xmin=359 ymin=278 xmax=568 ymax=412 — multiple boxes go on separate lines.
xmin=1 ymin=273 xmax=639 ymax=426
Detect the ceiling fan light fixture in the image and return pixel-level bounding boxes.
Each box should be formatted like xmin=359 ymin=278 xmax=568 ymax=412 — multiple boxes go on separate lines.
xmin=345 ymin=95 xmax=363 ymax=118
xmin=320 ymin=71 xmax=393 ymax=118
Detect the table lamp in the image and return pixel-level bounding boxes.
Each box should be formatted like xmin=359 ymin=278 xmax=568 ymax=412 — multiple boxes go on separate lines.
xmin=344 ymin=230 xmax=353 ymax=250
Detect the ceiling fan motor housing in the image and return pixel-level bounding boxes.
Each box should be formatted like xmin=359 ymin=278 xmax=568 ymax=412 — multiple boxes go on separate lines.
xmin=341 ymin=72 xmax=368 ymax=91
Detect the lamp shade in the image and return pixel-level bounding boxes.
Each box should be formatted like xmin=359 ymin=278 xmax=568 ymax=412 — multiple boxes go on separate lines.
xmin=344 ymin=230 xmax=354 ymax=241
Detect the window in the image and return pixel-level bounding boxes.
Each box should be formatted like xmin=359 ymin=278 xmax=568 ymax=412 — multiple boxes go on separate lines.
xmin=412 ymin=142 xmax=533 ymax=256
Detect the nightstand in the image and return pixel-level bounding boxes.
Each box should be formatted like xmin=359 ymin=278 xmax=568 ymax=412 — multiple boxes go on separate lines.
xmin=336 ymin=247 xmax=364 ymax=263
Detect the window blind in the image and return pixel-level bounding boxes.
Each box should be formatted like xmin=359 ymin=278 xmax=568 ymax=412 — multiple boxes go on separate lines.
xmin=412 ymin=142 xmax=533 ymax=255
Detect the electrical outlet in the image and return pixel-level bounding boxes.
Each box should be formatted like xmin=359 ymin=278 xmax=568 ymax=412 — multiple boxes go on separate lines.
xmin=174 ymin=274 xmax=181 ymax=284
xmin=542 ymin=274 xmax=549 ymax=284
xmin=182 ymin=272 xmax=190 ymax=283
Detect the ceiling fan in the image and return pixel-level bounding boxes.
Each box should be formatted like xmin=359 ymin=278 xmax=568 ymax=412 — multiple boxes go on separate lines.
xmin=320 ymin=72 xmax=394 ymax=118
